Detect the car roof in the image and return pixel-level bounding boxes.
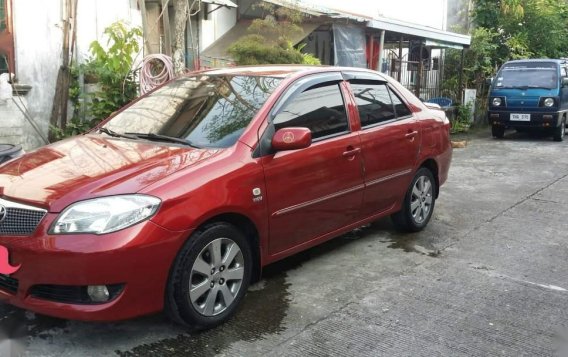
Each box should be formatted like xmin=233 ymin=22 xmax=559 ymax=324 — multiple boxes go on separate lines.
xmin=195 ymin=65 xmax=387 ymax=80
xmin=504 ymin=59 xmax=563 ymax=65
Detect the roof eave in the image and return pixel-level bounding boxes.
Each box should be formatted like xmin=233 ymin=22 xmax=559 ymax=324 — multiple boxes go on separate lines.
xmin=367 ymin=18 xmax=471 ymax=47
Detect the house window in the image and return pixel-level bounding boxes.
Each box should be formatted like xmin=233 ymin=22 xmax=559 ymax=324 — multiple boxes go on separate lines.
xmin=0 ymin=0 xmax=14 ymax=74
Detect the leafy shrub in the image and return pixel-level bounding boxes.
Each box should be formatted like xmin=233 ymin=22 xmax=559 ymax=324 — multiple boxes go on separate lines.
xmin=451 ymin=102 xmax=472 ymax=134
xmin=84 ymin=21 xmax=142 ymax=125
xmin=228 ymin=35 xmax=306 ymax=65
xmin=228 ymin=3 xmax=320 ymax=66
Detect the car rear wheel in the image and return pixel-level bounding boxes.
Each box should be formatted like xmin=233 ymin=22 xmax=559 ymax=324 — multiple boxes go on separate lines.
xmin=492 ymin=124 xmax=505 ymax=139
xmin=165 ymin=222 xmax=252 ymax=330
xmin=553 ymin=120 xmax=565 ymax=142
xmin=391 ymin=167 xmax=436 ymax=232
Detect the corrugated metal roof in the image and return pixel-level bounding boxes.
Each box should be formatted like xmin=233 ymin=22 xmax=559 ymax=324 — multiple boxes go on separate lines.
xmin=262 ymin=0 xmax=370 ymax=22
xmin=262 ymin=0 xmax=470 ymax=47
xmin=368 ymin=16 xmax=471 ymax=47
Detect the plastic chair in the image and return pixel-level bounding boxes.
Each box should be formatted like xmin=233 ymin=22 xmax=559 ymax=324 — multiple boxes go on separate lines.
xmin=426 ymin=97 xmax=453 ymax=108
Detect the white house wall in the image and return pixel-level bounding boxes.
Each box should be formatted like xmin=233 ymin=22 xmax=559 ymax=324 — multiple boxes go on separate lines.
xmin=4 ymin=0 xmax=141 ymax=150
xmin=75 ymin=0 xmax=142 ymax=63
xmin=12 ymin=0 xmax=63 ymax=149
xmin=200 ymin=5 xmax=236 ymax=53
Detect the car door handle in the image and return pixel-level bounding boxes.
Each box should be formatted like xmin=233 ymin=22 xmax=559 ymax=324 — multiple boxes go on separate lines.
xmin=405 ymin=130 xmax=419 ymax=138
xmin=342 ymin=147 xmax=361 ymax=157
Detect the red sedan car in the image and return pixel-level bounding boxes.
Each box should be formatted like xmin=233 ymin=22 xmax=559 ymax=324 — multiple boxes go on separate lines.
xmin=0 ymin=66 xmax=451 ymax=329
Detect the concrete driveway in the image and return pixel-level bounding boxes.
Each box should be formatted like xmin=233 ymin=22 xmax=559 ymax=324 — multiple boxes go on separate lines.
xmin=2 ymin=129 xmax=568 ymax=356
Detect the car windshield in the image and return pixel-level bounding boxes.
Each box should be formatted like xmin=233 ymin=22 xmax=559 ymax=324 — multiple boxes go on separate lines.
xmin=495 ymin=62 xmax=558 ymax=89
xmin=102 ymin=75 xmax=282 ymax=148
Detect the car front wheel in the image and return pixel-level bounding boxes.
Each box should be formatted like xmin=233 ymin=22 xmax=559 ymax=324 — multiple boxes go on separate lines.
xmin=391 ymin=167 xmax=436 ymax=232
xmin=165 ymin=222 xmax=252 ymax=330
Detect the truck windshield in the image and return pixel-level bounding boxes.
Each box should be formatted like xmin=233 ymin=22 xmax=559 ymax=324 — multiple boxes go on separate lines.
xmin=495 ymin=62 xmax=558 ymax=89
xmin=102 ymin=75 xmax=282 ymax=148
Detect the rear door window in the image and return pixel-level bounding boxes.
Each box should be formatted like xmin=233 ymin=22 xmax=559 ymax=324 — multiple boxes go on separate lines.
xmin=350 ymin=80 xmax=412 ymax=127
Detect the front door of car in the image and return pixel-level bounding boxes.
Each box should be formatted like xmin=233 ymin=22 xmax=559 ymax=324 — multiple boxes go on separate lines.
xmin=260 ymin=76 xmax=364 ymax=255
xmin=347 ymin=79 xmax=420 ymax=217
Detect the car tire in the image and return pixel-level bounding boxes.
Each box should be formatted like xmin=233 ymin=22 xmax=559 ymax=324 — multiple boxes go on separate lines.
xmin=165 ymin=222 xmax=252 ymax=330
xmin=492 ymin=124 xmax=505 ymax=139
xmin=553 ymin=120 xmax=565 ymax=142
xmin=391 ymin=167 xmax=436 ymax=233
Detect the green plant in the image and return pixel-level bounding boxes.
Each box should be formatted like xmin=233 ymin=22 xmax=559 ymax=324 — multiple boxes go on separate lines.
xmin=50 ymin=21 xmax=142 ymax=140
xmin=49 ymin=65 xmax=93 ymax=140
xmin=451 ymin=102 xmax=473 ymax=134
xmin=49 ymin=118 xmax=93 ymax=141
xmin=229 ymin=35 xmax=307 ymax=65
xmin=84 ymin=21 xmax=142 ymax=125
xmin=228 ymin=3 xmax=320 ymax=65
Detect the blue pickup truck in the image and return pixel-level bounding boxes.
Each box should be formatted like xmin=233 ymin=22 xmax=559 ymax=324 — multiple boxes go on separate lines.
xmin=488 ymin=59 xmax=568 ymax=141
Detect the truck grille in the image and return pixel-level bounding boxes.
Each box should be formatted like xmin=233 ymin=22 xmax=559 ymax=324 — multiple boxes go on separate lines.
xmin=0 ymin=198 xmax=47 ymax=236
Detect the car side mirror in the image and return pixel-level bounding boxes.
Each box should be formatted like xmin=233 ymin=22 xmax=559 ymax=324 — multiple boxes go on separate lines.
xmin=272 ymin=127 xmax=312 ymax=151
xmin=485 ymin=77 xmax=493 ymax=86
xmin=562 ymin=77 xmax=568 ymax=87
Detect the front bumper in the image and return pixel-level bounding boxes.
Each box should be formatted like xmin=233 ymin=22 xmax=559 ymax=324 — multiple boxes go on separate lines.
xmin=0 ymin=213 xmax=191 ymax=321
xmin=488 ymin=110 xmax=562 ymax=128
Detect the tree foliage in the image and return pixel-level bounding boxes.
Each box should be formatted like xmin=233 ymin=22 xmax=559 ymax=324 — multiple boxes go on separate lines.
xmin=443 ymin=0 xmax=568 ymax=123
xmin=228 ymin=3 xmax=320 ymax=65
xmin=473 ymin=0 xmax=568 ymax=66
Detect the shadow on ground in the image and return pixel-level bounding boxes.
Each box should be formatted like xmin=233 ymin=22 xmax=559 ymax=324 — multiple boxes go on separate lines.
xmin=0 ymin=218 xmax=439 ymax=356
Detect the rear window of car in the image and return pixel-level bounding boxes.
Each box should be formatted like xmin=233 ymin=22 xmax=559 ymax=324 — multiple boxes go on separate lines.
xmin=103 ymin=75 xmax=282 ymax=148
xmin=350 ymin=81 xmax=412 ymax=127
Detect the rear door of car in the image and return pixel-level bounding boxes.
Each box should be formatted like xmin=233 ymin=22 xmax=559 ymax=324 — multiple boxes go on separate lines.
xmin=345 ymin=74 xmax=420 ymax=217
xmin=259 ymin=73 xmax=365 ymax=255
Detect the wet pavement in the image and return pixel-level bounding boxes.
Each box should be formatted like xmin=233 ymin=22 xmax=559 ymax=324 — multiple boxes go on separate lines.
xmin=2 ymin=128 xmax=568 ymax=356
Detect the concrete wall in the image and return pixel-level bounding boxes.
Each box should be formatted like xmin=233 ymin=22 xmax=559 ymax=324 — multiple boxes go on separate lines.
xmin=0 ymin=98 xmax=25 ymax=146
xmin=200 ymin=5 xmax=237 ymax=51
xmin=0 ymin=0 xmax=141 ymax=151
xmin=10 ymin=0 xmax=62 ymax=150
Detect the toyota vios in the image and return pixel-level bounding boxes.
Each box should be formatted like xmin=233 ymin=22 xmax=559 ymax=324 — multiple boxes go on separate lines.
xmin=0 ymin=66 xmax=452 ymax=329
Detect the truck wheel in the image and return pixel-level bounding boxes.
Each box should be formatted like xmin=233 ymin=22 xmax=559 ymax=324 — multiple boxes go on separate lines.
xmin=492 ymin=124 xmax=505 ymax=139
xmin=553 ymin=121 xmax=565 ymax=142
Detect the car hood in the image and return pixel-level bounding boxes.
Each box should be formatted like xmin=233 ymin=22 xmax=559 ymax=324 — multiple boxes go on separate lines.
xmin=0 ymin=135 xmax=222 ymax=212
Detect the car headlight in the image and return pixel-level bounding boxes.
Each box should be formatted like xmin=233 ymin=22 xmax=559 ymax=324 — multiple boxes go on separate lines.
xmin=492 ymin=97 xmax=502 ymax=106
xmin=50 ymin=195 xmax=161 ymax=235
xmin=543 ymin=97 xmax=555 ymax=107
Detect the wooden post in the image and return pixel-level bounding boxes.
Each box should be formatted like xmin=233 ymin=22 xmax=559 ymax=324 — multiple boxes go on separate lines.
xmin=162 ymin=0 xmax=172 ymax=56
xmin=398 ymin=36 xmax=403 ymax=82
xmin=368 ymin=34 xmax=374 ymax=69
xmin=138 ymin=0 xmax=151 ymax=55
xmin=48 ymin=0 xmax=77 ymax=141
xmin=458 ymin=48 xmax=465 ymax=104
xmin=378 ymin=30 xmax=385 ymax=72
xmin=415 ymin=42 xmax=423 ymax=98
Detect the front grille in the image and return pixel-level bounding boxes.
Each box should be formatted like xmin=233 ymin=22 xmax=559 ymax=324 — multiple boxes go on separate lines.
xmin=0 ymin=273 xmax=19 ymax=294
xmin=0 ymin=198 xmax=47 ymax=236
xmin=30 ymin=285 xmax=89 ymax=304
xmin=30 ymin=284 xmax=124 ymax=305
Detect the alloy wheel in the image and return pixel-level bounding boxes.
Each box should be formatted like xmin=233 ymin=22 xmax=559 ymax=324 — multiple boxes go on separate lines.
xmin=189 ymin=238 xmax=245 ymax=316
xmin=410 ymin=175 xmax=433 ymax=224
